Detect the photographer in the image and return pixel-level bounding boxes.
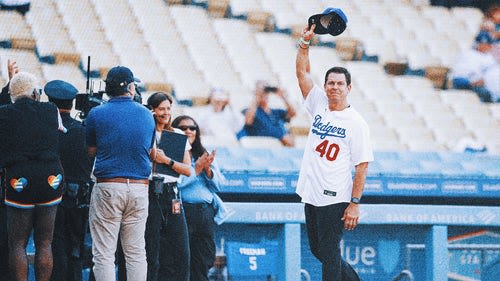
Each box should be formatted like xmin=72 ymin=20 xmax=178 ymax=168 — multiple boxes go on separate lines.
xmin=85 ymin=66 xmax=155 ymax=281
xmin=236 ymin=80 xmax=296 ymax=146
xmin=45 ymin=80 xmax=94 ymax=281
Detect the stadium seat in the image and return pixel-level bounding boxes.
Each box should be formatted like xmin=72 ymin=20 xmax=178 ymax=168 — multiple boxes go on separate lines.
xmin=419 ymin=160 xmax=466 ymax=176
xmin=25 ymin=0 xmax=77 ymax=61
xmin=239 ymin=136 xmax=283 ymax=149
xmin=0 ymin=48 xmax=44 ymax=83
xmin=213 ymin=18 xmax=274 ymax=89
xmin=207 ymin=0 xmax=230 ymax=18
xmin=450 ymin=6 xmax=484 ymax=35
xmin=0 ymin=11 xmax=35 ymax=49
xmin=228 ymin=0 xmax=262 ymax=18
xmin=55 ymin=0 xmax=119 ymax=72
xmin=41 ymin=63 xmax=86 ymax=91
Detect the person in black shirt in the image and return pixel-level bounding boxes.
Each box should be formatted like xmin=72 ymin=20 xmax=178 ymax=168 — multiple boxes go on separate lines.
xmin=45 ymin=80 xmax=94 ymax=281
xmin=0 ymin=59 xmax=19 ymax=281
xmin=0 ymin=72 xmax=64 ymax=281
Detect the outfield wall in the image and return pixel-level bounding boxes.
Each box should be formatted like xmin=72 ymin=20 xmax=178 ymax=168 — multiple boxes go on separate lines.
xmin=216 ymin=203 xmax=500 ymax=281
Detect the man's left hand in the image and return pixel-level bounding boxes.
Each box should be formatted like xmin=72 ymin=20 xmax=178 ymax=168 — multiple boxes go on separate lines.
xmin=341 ymin=203 xmax=360 ymax=230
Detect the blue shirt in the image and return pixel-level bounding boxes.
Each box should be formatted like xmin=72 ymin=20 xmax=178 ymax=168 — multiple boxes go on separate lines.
xmin=179 ymin=159 xmax=222 ymax=204
xmin=238 ymin=107 xmax=289 ymax=139
xmin=86 ymin=97 xmax=155 ymax=179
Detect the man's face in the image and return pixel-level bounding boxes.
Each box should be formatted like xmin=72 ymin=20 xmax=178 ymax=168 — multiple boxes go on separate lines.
xmin=211 ymin=99 xmax=227 ymax=112
xmin=324 ymin=72 xmax=351 ymax=103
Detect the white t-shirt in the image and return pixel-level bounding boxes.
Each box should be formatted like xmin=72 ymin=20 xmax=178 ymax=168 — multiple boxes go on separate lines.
xmin=296 ymin=85 xmax=374 ymax=207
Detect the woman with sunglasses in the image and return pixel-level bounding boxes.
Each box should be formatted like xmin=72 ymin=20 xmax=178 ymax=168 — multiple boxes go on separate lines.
xmin=172 ymin=115 xmax=228 ymax=281
xmin=145 ymin=92 xmax=192 ymax=281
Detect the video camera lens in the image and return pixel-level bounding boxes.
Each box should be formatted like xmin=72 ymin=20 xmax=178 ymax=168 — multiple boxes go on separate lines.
xmin=264 ymin=86 xmax=278 ymax=93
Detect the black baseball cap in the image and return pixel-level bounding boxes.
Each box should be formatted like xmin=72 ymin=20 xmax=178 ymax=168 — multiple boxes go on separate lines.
xmin=105 ymin=66 xmax=135 ymax=93
xmin=308 ymin=7 xmax=348 ymax=36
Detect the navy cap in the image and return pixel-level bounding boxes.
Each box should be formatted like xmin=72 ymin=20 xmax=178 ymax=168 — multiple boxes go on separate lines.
xmin=308 ymin=7 xmax=348 ymax=36
xmin=44 ymin=80 xmax=78 ymax=100
xmin=475 ymin=31 xmax=493 ymax=44
xmin=105 ymin=66 xmax=135 ymax=92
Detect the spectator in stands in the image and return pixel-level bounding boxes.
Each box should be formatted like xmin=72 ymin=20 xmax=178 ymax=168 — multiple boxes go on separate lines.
xmin=0 ymin=0 xmax=30 ymax=15
xmin=483 ymin=4 xmax=500 ymax=63
xmin=0 ymin=72 xmax=64 ymax=281
xmin=85 ymin=66 xmax=155 ymax=281
xmin=172 ymin=115 xmax=228 ymax=281
xmin=0 ymin=59 xmax=19 ymax=105
xmin=237 ymin=81 xmax=296 ymax=146
xmin=296 ymin=24 xmax=374 ymax=281
xmin=450 ymin=31 xmax=498 ymax=102
xmin=193 ymin=88 xmax=243 ymax=144
xmin=146 ymin=92 xmax=192 ymax=281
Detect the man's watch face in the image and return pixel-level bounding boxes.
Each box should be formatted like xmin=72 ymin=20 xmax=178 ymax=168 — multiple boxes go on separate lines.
xmin=351 ymin=197 xmax=360 ymax=204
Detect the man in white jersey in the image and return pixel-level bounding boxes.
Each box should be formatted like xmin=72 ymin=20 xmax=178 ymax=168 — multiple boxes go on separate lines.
xmin=295 ymin=24 xmax=374 ymax=281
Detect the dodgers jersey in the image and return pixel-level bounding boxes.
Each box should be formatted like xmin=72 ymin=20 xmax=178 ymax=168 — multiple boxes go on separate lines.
xmin=296 ymin=85 xmax=374 ymax=207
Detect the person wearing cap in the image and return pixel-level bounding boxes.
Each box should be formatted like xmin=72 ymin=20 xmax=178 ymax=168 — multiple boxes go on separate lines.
xmin=192 ymin=88 xmax=243 ymax=144
xmin=450 ymin=31 xmax=498 ymax=102
xmin=0 ymin=72 xmax=65 ymax=281
xmin=85 ymin=66 xmax=155 ymax=281
xmin=237 ymin=80 xmax=296 ymax=146
xmin=296 ymin=19 xmax=373 ymax=281
xmin=45 ymin=80 xmax=94 ymax=281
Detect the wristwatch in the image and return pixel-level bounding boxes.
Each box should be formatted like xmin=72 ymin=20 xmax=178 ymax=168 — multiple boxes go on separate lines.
xmin=351 ymin=197 xmax=360 ymax=204
xmin=168 ymin=159 xmax=175 ymax=167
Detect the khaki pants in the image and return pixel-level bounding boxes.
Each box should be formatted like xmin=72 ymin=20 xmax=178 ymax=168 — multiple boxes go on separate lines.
xmin=89 ymin=182 xmax=148 ymax=281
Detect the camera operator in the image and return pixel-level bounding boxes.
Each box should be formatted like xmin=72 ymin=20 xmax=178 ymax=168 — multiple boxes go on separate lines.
xmin=236 ymin=80 xmax=296 ymax=146
xmin=85 ymin=66 xmax=155 ymax=281
xmin=45 ymin=80 xmax=94 ymax=281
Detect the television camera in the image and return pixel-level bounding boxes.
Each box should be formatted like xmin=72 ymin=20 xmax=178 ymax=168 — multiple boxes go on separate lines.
xmin=75 ymin=56 xmax=142 ymax=119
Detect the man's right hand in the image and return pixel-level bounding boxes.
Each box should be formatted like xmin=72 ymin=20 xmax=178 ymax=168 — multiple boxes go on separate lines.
xmin=7 ymin=59 xmax=19 ymax=80
xmin=302 ymin=24 xmax=316 ymax=42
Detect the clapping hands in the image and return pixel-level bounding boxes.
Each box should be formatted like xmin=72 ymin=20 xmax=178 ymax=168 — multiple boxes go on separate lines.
xmin=195 ymin=150 xmax=216 ymax=177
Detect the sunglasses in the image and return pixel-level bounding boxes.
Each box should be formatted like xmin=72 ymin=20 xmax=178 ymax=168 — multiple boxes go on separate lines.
xmin=178 ymin=125 xmax=197 ymax=131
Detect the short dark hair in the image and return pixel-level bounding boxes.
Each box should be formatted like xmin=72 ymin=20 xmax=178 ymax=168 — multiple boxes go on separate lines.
xmin=324 ymin=66 xmax=351 ymax=86
xmin=49 ymin=98 xmax=73 ymax=110
xmin=146 ymin=91 xmax=173 ymax=110
xmin=106 ymin=83 xmax=132 ymax=97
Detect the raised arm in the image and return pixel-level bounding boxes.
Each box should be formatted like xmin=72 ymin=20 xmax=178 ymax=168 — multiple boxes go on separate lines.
xmin=296 ymin=24 xmax=315 ymax=99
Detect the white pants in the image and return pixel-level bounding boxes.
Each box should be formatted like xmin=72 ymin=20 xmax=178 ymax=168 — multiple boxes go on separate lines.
xmin=89 ymin=182 xmax=149 ymax=281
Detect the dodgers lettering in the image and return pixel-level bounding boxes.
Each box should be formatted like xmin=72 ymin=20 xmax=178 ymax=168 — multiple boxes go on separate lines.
xmin=312 ymin=115 xmax=346 ymax=139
